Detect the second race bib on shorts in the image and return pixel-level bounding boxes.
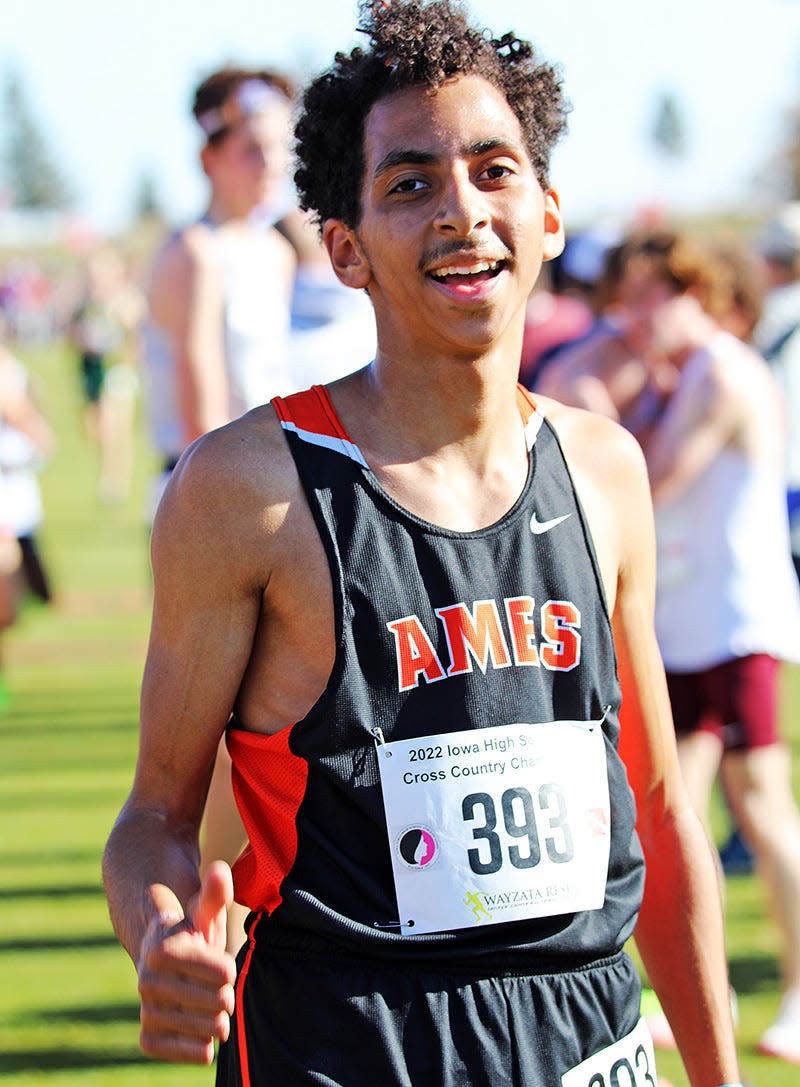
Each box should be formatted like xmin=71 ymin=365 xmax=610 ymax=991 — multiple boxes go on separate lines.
xmin=375 ymin=718 xmax=611 ymax=935
xmin=560 ymin=1017 xmax=658 ymax=1087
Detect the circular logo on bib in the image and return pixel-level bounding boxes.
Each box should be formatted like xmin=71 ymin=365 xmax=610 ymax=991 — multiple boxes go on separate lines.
xmin=397 ymin=826 xmax=439 ymax=869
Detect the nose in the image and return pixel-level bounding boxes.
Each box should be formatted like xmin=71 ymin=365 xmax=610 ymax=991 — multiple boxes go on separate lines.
xmin=433 ymin=166 xmax=489 ymax=238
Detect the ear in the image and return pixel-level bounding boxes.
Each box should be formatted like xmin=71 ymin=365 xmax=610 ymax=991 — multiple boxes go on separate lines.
xmin=542 ymin=188 xmax=565 ymax=263
xmin=323 ymin=219 xmax=372 ymax=290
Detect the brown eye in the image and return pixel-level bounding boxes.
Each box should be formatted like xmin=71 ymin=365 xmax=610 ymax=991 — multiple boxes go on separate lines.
xmin=483 ymin=164 xmax=512 ymax=181
xmin=390 ymin=177 xmax=427 ymax=195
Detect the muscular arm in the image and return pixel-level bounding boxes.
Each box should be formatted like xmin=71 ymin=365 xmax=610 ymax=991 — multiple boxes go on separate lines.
xmin=548 ymin=404 xmax=740 ymax=1086
xmin=102 ymin=423 xmax=275 ymax=1061
xmin=147 ymin=228 xmax=230 ymax=444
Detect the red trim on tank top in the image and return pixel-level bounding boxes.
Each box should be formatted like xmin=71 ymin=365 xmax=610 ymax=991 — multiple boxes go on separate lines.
xmin=235 ymin=910 xmax=264 ymax=1087
xmin=311 ymin=384 xmax=353 ymax=439
xmin=274 ymin=382 xmax=538 ymax=438
xmin=271 ymin=384 xmax=351 ymax=441
xmin=516 ymin=383 xmax=538 ymax=419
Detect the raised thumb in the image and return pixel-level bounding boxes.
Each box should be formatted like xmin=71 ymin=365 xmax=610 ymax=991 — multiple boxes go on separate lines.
xmin=189 ymin=860 xmax=233 ymax=948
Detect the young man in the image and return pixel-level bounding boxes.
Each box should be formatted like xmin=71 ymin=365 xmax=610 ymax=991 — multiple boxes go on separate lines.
xmin=613 ymin=230 xmax=800 ymax=1065
xmin=140 ymin=66 xmax=298 ymax=950
xmin=103 ymin=3 xmax=741 ymax=1084
xmin=141 ymin=65 xmax=297 ymax=503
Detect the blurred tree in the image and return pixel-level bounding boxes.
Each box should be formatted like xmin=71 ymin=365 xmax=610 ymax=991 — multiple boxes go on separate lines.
xmin=781 ymin=100 xmax=800 ymax=199
xmin=753 ymin=99 xmax=800 ymax=203
xmin=651 ymin=92 xmax=687 ymax=159
xmin=132 ymin=170 xmax=164 ymax=223
xmin=2 ymin=70 xmax=74 ymax=210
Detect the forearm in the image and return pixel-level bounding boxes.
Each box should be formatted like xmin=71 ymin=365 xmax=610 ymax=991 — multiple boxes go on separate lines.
xmin=102 ymin=804 xmax=202 ymax=968
xmin=635 ymin=804 xmax=739 ymax=1087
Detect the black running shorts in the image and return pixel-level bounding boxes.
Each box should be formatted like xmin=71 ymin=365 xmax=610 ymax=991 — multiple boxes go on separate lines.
xmin=216 ymin=939 xmax=644 ymax=1087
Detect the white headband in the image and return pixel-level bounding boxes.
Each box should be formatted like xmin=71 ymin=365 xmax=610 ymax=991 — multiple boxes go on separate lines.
xmin=197 ymin=79 xmax=287 ymax=139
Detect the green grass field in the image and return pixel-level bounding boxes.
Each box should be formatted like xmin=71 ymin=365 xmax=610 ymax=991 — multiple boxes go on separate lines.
xmin=1 ymin=337 xmax=798 ymax=1086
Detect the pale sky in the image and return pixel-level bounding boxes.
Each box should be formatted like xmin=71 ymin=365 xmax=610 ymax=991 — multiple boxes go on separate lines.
xmin=5 ymin=0 xmax=800 ymax=236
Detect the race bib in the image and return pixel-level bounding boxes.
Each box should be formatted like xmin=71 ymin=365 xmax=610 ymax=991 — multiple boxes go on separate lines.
xmin=375 ymin=717 xmax=611 ymax=935
xmin=561 ymin=1018 xmax=658 ymax=1087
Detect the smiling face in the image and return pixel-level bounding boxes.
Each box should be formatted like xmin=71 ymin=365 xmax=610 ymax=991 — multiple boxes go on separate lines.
xmin=324 ymin=74 xmax=563 ymax=364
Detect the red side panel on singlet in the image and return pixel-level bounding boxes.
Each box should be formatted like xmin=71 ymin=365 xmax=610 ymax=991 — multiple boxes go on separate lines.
xmin=227 ymin=725 xmax=308 ymax=913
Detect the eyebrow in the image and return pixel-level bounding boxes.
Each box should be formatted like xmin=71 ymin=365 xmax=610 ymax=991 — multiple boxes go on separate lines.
xmin=372 ymin=137 xmax=525 ymax=180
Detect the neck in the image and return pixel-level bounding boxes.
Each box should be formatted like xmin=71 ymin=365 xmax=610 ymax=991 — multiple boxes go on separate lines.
xmin=204 ymin=195 xmax=253 ymax=227
xmin=352 ymin=342 xmax=526 ymax=467
xmin=330 ymin=353 xmax=530 ymax=532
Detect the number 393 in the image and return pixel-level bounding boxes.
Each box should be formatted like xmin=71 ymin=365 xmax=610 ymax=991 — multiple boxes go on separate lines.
xmin=461 ymin=784 xmax=575 ymax=876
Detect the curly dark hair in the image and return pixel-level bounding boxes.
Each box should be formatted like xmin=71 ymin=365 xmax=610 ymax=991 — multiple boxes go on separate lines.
xmin=294 ymin=0 xmax=569 ymax=229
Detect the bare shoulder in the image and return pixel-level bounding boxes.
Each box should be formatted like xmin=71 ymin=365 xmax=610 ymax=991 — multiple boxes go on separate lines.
xmin=536 ymin=394 xmax=648 ymax=484
xmin=147 ymin=223 xmax=218 ymax=317
xmin=709 ymin=333 xmax=779 ymax=403
xmin=534 ymin=329 xmax=614 ymax=394
xmin=153 ymin=405 xmax=301 ymax=586
xmin=159 ymin=221 xmax=217 ymax=275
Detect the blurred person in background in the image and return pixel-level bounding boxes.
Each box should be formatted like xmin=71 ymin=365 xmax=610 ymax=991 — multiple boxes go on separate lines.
xmin=753 ymin=202 xmax=800 ymax=585
xmin=613 ymin=229 xmax=800 ymax=1066
xmin=0 ymin=259 xmax=55 ymax=344
xmin=520 ymin=227 xmax=618 ymax=392
xmin=0 ymin=522 xmax=20 ymax=713
xmin=529 ymin=233 xmax=664 ymax=431
xmin=530 ymin=230 xmax=766 ymax=437
xmin=707 ymin=235 xmax=766 ymax=880
xmin=140 ymin=65 xmax=296 ymax=517
xmin=0 ymin=317 xmax=55 ymax=706
xmin=710 ymin=236 xmax=765 ymax=345
xmin=140 ymin=65 xmax=298 ymax=951
xmin=69 ymin=246 xmax=142 ymax=503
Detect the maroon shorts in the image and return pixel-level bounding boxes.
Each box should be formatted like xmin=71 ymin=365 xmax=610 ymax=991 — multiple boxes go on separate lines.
xmin=666 ymin=654 xmax=780 ymax=751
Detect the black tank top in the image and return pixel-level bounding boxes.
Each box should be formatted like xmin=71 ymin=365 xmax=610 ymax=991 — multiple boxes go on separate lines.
xmin=227 ymin=384 xmax=644 ymax=966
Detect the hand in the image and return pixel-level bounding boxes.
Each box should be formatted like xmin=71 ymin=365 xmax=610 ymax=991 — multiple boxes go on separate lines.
xmin=137 ymin=861 xmax=237 ymax=1064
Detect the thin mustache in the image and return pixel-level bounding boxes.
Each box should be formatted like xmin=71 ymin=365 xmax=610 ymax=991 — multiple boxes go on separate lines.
xmin=420 ymin=244 xmax=512 ymax=273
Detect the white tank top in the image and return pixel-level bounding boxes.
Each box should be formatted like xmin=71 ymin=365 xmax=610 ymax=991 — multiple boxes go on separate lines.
xmin=141 ymin=217 xmax=293 ymax=458
xmin=654 ymin=444 xmax=800 ymax=670
xmin=217 ymin=223 xmax=293 ymax=415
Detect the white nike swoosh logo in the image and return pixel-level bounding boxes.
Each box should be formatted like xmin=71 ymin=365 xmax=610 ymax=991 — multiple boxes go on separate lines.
xmin=529 ymin=511 xmax=572 ymax=535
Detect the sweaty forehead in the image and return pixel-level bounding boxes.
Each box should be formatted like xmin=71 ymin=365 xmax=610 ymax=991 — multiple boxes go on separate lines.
xmin=362 ymin=74 xmax=526 ymax=173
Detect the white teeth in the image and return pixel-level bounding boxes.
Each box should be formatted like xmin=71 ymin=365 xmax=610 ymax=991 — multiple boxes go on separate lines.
xmin=430 ymin=260 xmax=499 ymax=278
